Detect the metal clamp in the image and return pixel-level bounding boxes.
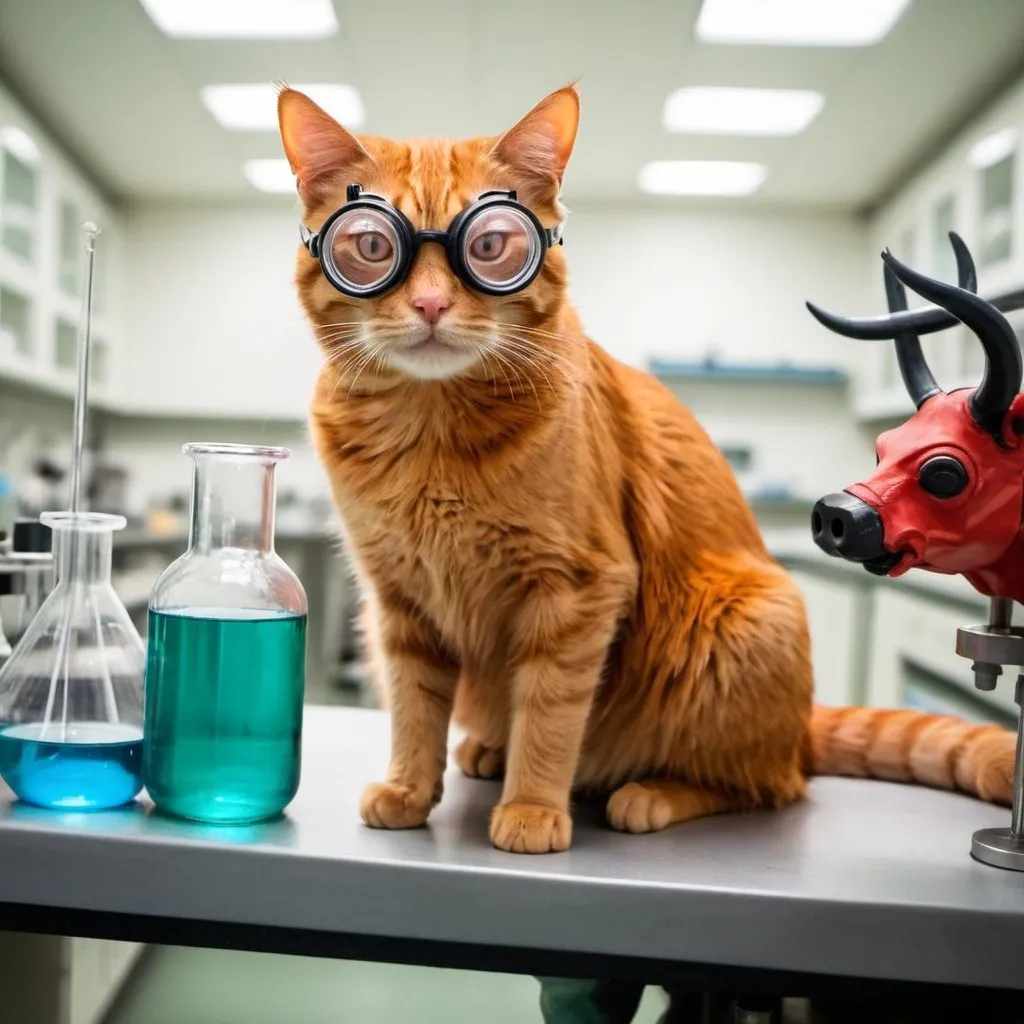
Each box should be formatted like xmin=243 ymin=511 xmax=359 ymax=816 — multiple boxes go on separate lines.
xmin=955 ymin=596 xmax=1024 ymax=871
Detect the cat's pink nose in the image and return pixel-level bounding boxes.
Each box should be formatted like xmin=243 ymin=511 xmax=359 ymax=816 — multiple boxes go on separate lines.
xmin=411 ymin=291 xmax=452 ymax=325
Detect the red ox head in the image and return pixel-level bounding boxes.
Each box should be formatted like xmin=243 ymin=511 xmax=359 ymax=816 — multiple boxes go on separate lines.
xmin=809 ymin=235 xmax=1024 ymax=603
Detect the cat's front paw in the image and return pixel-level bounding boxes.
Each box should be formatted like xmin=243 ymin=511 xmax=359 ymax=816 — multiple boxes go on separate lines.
xmin=360 ymin=781 xmax=433 ymax=829
xmin=454 ymin=737 xmax=505 ymax=779
xmin=489 ymin=801 xmax=572 ymax=853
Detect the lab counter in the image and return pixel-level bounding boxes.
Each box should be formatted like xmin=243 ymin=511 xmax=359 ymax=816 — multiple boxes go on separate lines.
xmin=0 ymin=706 xmax=1022 ymax=999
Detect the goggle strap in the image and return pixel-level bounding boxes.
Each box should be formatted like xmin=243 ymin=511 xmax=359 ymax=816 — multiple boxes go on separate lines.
xmin=299 ymin=223 xmax=320 ymax=259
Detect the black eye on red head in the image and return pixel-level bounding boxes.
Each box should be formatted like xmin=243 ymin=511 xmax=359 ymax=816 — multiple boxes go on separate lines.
xmin=918 ymin=455 xmax=968 ymax=498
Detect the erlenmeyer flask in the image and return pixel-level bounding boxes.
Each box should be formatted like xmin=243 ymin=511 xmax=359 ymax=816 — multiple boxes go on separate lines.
xmin=0 ymin=512 xmax=146 ymax=810
xmin=143 ymin=443 xmax=307 ymax=824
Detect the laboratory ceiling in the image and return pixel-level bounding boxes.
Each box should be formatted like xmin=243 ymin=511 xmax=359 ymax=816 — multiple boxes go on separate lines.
xmin=1 ymin=0 xmax=1024 ymax=210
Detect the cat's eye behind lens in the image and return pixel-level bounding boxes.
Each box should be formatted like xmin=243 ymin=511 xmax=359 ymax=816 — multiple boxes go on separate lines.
xmin=461 ymin=206 xmax=541 ymax=292
xmin=323 ymin=208 xmax=403 ymax=294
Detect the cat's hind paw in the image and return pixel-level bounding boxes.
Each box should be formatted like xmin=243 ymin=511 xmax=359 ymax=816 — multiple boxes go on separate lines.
xmin=454 ymin=737 xmax=505 ymax=779
xmin=606 ymin=782 xmax=674 ymax=834
xmin=360 ymin=781 xmax=433 ymax=829
xmin=489 ymin=801 xmax=571 ymax=853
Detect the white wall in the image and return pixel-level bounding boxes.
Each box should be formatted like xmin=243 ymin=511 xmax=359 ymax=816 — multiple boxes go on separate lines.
xmin=565 ymin=205 xmax=871 ymax=371
xmin=663 ymin=377 xmax=872 ymax=501
xmin=121 ymin=205 xmax=320 ymax=421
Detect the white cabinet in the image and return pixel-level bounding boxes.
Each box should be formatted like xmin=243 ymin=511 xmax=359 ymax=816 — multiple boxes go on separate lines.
xmin=854 ymin=75 xmax=1024 ymax=422
xmin=0 ymin=83 xmax=124 ymax=410
xmin=788 ymin=567 xmax=864 ymax=706
xmin=865 ymin=588 xmax=1018 ymax=723
xmin=780 ymin=551 xmax=1015 ymax=727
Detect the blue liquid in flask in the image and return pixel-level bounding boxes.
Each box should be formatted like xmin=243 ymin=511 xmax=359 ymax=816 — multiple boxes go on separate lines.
xmin=0 ymin=722 xmax=144 ymax=810
xmin=143 ymin=607 xmax=306 ymax=824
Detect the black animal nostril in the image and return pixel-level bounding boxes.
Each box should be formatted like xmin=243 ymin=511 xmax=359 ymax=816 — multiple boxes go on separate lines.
xmin=811 ymin=511 xmax=823 ymax=536
xmin=830 ymin=518 xmax=845 ymax=541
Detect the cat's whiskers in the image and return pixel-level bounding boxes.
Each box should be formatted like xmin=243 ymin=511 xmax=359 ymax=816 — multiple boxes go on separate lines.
xmin=490 ymin=337 xmax=559 ymax=397
xmin=501 ymin=340 xmax=582 ymax=393
xmin=345 ymin=330 xmax=389 ymax=400
xmin=323 ymin=338 xmax=366 ymax=367
xmin=476 ymin=337 xmax=530 ymax=404
xmin=500 ymin=323 xmax=574 ymax=345
xmin=322 ymin=336 xmax=360 ymax=356
xmin=312 ymin=320 xmax=368 ymax=333
xmin=490 ymin=333 xmax=579 ymax=394
xmin=486 ymin=350 xmax=520 ymax=404
xmin=498 ymin=330 xmax=581 ymax=377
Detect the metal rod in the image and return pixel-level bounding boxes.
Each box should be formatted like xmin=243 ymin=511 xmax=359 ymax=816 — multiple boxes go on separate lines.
xmin=1011 ymin=676 xmax=1024 ymax=840
xmin=69 ymin=222 xmax=100 ymax=515
xmin=990 ymin=596 xmax=1013 ymax=631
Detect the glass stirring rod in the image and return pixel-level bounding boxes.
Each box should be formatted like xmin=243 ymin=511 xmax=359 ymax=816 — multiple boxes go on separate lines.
xmin=69 ymin=221 xmax=100 ymax=514
xmin=47 ymin=221 xmax=102 ymax=742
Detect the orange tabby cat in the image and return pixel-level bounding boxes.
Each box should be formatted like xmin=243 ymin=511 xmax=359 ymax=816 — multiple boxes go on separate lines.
xmin=277 ymin=84 xmax=1015 ymax=854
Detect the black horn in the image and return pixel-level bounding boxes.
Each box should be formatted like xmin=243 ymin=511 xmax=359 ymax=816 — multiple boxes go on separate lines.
xmin=886 ymin=261 xmax=940 ymax=408
xmin=890 ymin=231 xmax=977 ymax=408
xmin=880 ymin=248 xmax=1022 ymax=439
xmin=806 ymin=284 xmax=1024 ymax=340
xmin=949 ymin=231 xmax=978 ymax=293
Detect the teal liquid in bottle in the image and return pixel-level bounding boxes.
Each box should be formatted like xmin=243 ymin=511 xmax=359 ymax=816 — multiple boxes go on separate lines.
xmin=143 ymin=607 xmax=306 ymax=824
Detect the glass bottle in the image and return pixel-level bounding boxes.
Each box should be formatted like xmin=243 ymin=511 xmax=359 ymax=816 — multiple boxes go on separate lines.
xmin=143 ymin=443 xmax=307 ymax=824
xmin=0 ymin=512 xmax=146 ymax=810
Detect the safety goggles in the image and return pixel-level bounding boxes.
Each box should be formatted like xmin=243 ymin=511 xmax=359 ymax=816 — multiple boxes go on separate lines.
xmin=299 ymin=184 xmax=563 ymax=299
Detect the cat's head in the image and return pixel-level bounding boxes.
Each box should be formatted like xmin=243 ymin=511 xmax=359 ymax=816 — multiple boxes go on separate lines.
xmin=277 ymin=84 xmax=579 ymax=384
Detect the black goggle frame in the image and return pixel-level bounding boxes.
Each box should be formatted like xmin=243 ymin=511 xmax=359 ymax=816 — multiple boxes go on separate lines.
xmin=299 ymin=184 xmax=563 ymax=298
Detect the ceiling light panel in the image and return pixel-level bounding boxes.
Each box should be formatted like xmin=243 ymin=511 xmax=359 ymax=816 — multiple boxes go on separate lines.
xmin=202 ymin=83 xmax=363 ymax=131
xmin=663 ymin=87 xmax=824 ymax=136
xmin=637 ymin=161 xmax=767 ymax=197
xmin=969 ymin=128 xmax=1018 ymax=169
xmin=695 ymin=0 xmax=913 ymax=46
xmin=138 ymin=0 xmax=338 ymax=39
xmin=244 ymin=159 xmax=297 ymax=194
xmin=0 ymin=126 xmax=41 ymax=165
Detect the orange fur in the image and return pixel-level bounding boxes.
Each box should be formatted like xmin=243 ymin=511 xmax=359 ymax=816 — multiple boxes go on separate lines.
xmin=278 ymin=86 xmax=1016 ymax=854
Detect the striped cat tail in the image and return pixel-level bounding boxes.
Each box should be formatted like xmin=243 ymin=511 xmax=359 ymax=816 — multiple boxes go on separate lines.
xmin=809 ymin=704 xmax=1015 ymax=805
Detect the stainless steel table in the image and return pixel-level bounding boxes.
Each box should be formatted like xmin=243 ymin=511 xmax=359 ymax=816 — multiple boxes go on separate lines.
xmin=0 ymin=706 xmax=1022 ymax=998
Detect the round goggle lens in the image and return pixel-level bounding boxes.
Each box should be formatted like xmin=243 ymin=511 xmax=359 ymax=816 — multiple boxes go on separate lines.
xmin=323 ymin=208 xmax=401 ymax=293
xmin=462 ymin=206 xmax=541 ymax=290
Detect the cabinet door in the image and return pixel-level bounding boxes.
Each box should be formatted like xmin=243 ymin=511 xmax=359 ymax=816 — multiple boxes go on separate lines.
xmin=0 ymin=123 xmax=41 ymax=267
xmin=866 ymin=589 xmax=1018 ymax=723
xmin=0 ymin=95 xmax=44 ymax=386
xmin=0 ymin=83 xmax=122 ymax=403
xmin=787 ymin=569 xmax=863 ymax=706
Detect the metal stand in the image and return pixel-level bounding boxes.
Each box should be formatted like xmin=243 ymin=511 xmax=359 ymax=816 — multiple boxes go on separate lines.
xmin=955 ymin=597 xmax=1024 ymax=871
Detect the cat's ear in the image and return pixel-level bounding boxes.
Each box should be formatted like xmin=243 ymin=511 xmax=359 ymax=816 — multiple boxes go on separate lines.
xmin=277 ymin=86 xmax=372 ymax=206
xmin=491 ymin=84 xmax=580 ymax=199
